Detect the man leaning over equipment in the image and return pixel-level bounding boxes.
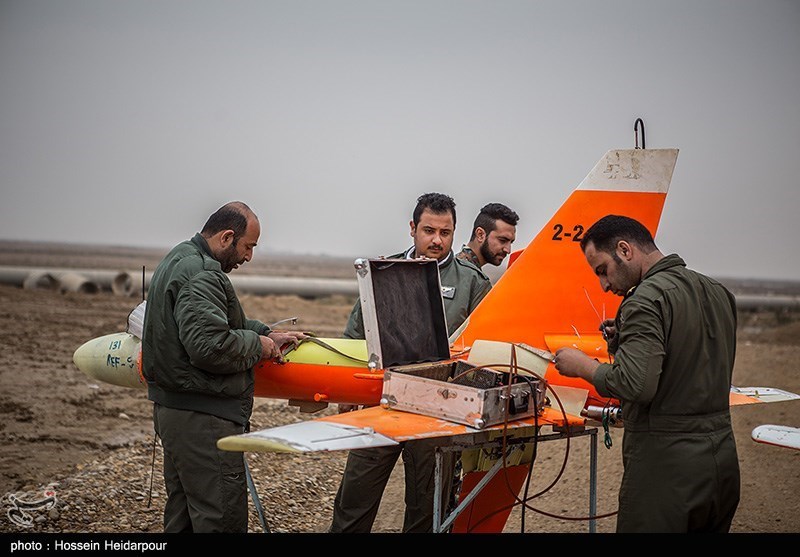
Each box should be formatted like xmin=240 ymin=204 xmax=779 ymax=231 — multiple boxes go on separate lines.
xmin=553 ymin=214 xmax=740 ymax=532
xmin=142 ymin=201 xmax=305 ymax=533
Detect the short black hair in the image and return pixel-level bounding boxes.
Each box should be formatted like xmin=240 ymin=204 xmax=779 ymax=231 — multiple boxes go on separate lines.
xmin=580 ymin=214 xmax=657 ymax=254
xmin=413 ymin=192 xmax=456 ymax=227
xmin=469 ymin=203 xmax=519 ymax=241
xmin=201 ymin=201 xmax=253 ymax=239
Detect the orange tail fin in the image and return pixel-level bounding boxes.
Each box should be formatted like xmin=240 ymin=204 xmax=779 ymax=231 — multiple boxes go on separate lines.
xmin=453 ymin=149 xmax=679 ymax=405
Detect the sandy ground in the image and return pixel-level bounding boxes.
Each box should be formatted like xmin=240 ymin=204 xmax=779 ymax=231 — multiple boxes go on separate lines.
xmin=0 ymin=243 xmax=798 ymax=534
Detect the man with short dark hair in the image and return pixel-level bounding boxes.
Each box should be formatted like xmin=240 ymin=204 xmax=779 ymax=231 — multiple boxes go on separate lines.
xmin=453 ymin=203 xmax=520 ymax=500
xmin=330 ymin=192 xmax=491 ymax=533
xmin=553 ymin=214 xmax=740 ymax=532
xmin=457 ymin=202 xmax=519 ymax=268
xmin=142 ymin=201 xmax=305 ymax=532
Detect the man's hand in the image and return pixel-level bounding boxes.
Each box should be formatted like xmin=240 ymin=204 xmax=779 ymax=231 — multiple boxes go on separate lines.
xmin=599 ymin=319 xmax=617 ymax=342
xmin=553 ymin=347 xmax=601 ymax=383
xmin=258 ymin=335 xmax=281 ymax=361
xmin=259 ymin=331 xmax=307 ymax=364
xmin=268 ymin=330 xmax=308 ymax=359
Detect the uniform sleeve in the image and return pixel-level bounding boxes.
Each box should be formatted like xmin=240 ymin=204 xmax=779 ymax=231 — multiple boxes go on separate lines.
xmin=592 ymin=297 xmax=665 ymax=403
xmin=174 ymin=271 xmax=263 ymax=375
xmin=343 ymin=299 xmax=365 ymax=340
xmin=245 ymin=319 xmax=271 ymax=336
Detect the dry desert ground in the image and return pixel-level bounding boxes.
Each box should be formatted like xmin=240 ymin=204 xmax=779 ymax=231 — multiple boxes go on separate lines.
xmin=0 ymin=241 xmax=798 ymax=534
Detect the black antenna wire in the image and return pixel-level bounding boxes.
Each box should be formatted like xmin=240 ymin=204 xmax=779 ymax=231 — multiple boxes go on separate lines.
xmin=634 ymin=118 xmax=646 ymax=149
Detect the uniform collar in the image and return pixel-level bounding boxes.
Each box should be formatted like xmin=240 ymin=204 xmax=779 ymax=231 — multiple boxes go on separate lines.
xmin=191 ymin=233 xmax=214 ymax=258
xmin=642 ymin=254 xmax=686 ymax=281
xmin=404 ymin=246 xmax=454 ymax=268
xmin=626 ymin=254 xmax=686 ymax=299
xmin=458 ymin=245 xmax=481 ymax=267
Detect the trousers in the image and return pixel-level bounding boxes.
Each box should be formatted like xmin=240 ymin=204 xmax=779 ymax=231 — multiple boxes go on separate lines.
xmin=153 ymin=404 xmax=248 ymax=532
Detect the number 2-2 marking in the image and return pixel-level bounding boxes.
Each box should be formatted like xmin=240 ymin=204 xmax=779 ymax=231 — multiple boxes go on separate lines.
xmin=552 ymin=224 xmax=584 ymax=242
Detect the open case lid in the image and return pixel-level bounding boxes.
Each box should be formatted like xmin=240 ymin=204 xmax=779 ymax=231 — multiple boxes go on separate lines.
xmin=355 ymin=258 xmax=450 ymax=370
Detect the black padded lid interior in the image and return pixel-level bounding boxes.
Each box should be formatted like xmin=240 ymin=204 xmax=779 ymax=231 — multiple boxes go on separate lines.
xmin=368 ymin=259 xmax=450 ymax=367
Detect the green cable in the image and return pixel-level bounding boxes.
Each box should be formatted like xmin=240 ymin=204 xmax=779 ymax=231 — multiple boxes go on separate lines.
xmin=602 ymin=411 xmax=613 ymax=449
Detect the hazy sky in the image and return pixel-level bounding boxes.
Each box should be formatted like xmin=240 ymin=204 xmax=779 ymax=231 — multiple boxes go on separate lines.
xmin=1 ymin=1 xmax=798 ymax=280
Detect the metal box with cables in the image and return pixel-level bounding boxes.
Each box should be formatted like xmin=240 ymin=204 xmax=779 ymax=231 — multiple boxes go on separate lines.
xmin=380 ymin=361 xmax=544 ymax=429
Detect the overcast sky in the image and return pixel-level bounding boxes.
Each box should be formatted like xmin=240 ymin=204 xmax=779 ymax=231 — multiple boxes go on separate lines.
xmin=1 ymin=1 xmax=798 ymax=280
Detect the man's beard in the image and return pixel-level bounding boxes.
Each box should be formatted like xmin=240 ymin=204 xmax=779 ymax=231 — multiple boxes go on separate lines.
xmin=611 ymin=252 xmax=639 ymax=294
xmin=480 ymin=240 xmax=502 ymax=266
xmin=218 ymin=241 xmax=240 ymax=273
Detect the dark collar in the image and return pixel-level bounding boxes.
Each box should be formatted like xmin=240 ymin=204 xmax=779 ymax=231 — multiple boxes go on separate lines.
xmin=191 ymin=233 xmax=214 ymax=258
xmin=404 ymin=246 xmax=454 ymax=268
xmin=626 ymin=254 xmax=687 ymax=299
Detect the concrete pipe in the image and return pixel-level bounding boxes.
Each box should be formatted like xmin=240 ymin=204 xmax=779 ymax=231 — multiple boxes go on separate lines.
xmin=53 ymin=272 xmax=99 ymax=294
xmin=0 ymin=266 xmax=132 ymax=294
xmin=124 ymin=270 xmax=153 ymax=298
xmin=108 ymin=271 xmax=137 ymax=296
xmin=70 ymin=269 xmax=130 ymax=294
xmin=0 ymin=266 xmax=39 ymax=287
xmin=77 ymin=270 xmax=133 ymax=295
xmin=120 ymin=272 xmax=354 ymax=299
xmin=735 ymin=294 xmax=800 ymax=311
xmin=22 ymin=271 xmax=60 ymax=291
xmin=229 ymin=275 xmax=358 ymax=298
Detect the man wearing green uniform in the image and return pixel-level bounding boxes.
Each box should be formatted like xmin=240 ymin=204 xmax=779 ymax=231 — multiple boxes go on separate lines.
xmin=143 ymin=202 xmax=305 ymax=532
xmin=330 ymin=192 xmax=491 ymax=533
xmin=553 ymin=214 xmax=740 ymax=532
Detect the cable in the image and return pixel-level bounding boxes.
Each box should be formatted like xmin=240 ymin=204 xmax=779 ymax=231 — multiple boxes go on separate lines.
xmin=601 ymin=399 xmax=614 ymax=449
xmin=452 ymin=358 xmax=619 ymax=531
xmin=517 ymin=373 xmax=539 ymax=532
xmin=290 ymin=336 xmax=369 ymax=364
xmin=450 ymin=358 xmax=574 ymax=531
xmin=465 ymin=364 xmax=572 ymax=531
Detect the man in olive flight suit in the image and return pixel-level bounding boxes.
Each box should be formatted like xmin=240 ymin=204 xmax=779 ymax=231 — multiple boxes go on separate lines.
xmin=553 ymin=214 xmax=740 ymax=532
xmin=143 ymin=202 xmax=305 ymax=532
xmin=330 ymin=192 xmax=491 ymax=533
